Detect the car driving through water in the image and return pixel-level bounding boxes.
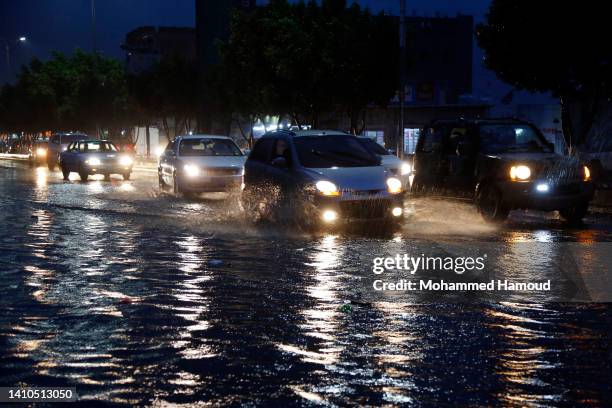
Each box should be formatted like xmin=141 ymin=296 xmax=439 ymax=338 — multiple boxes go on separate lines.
xmin=59 ymin=140 xmax=134 ymax=181
xmin=412 ymin=119 xmax=595 ymax=223
xmin=158 ymin=135 xmax=245 ymax=196
xmin=242 ymin=130 xmax=405 ymax=228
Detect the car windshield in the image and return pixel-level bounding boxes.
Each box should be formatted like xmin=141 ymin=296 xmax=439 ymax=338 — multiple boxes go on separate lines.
xmin=83 ymin=142 xmax=118 ymax=152
xmin=179 ymin=138 xmax=242 ymax=157
xmin=480 ymin=125 xmax=553 ymax=154
xmin=359 ymin=138 xmax=390 ymax=156
xmin=294 ymin=135 xmax=380 ymax=168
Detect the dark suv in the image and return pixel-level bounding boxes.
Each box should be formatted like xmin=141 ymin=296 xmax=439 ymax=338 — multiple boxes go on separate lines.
xmin=412 ymin=119 xmax=595 ymax=223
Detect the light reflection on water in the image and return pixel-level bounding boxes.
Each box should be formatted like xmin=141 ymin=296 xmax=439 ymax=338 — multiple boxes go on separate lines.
xmin=0 ymin=164 xmax=611 ymax=406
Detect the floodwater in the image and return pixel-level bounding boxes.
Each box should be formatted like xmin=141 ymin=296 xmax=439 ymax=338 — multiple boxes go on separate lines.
xmin=1 ymin=161 xmax=611 ymax=406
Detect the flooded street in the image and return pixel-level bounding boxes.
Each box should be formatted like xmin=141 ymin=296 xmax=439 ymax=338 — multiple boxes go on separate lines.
xmin=1 ymin=160 xmax=611 ymax=406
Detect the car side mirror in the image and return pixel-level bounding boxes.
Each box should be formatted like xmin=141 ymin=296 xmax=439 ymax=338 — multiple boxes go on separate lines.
xmin=271 ymin=156 xmax=288 ymax=169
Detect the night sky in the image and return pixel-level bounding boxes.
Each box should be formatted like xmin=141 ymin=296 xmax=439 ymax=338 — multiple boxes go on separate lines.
xmin=0 ymin=0 xmax=550 ymax=102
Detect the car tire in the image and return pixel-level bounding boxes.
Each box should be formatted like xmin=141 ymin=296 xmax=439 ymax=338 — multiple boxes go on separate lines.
xmin=476 ymin=184 xmax=509 ymax=223
xmin=123 ymin=172 xmax=130 ymax=181
xmin=173 ymin=174 xmax=183 ymax=197
xmin=559 ymin=203 xmax=589 ymax=225
xmin=61 ymin=166 xmax=70 ymax=180
xmin=158 ymin=173 xmax=166 ymax=191
xmin=78 ymin=165 xmax=88 ymax=181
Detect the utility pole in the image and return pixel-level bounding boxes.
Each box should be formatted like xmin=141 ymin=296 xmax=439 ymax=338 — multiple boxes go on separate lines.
xmin=91 ymin=0 xmax=97 ymax=54
xmin=398 ymin=0 xmax=407 ymax=159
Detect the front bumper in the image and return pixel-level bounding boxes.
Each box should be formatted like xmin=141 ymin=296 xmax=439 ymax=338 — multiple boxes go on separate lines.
xmin=85 ymin=162 xmax=133 ymax=175
xmin=499 ymin=180 xmax=595 ymax=211
xmin=177 ymin=174 xmax=242 ymax=192
xmin=314 ymin=192 xmax=405 ymax=221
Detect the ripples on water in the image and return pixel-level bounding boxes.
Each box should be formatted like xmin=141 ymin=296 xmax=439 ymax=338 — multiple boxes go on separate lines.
xmin=0 ymin=164 xmax=611 ymax=406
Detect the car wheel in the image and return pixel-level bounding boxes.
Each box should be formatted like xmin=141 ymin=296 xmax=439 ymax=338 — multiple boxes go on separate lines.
xmin=476 ymin=184 xmax=509 ymax=223
xmin=173 ymin=174 xmax=183 ymax=197
xmin=61 ymin=166 xmax=70 ymax=180
xmin=78 ymin=165 xmax=88 ymax=181
xmin=123 ymin=172 xmax=130 ymax=181
xmin=559 ymin=203 xmax=589 ymax=225
xmin=158 ymin=172 xmax=166 ymax=191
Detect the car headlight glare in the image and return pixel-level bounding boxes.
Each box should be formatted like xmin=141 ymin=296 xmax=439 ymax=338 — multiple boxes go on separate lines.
xmin=184 ymin=164 xmax=200 ymax=177
xmin=86 ymin=158 xmax=102 ymax=166
xmin=36 ymin=148 xmax=47 ymax=156
xmin=316 ymin=180 xmax=340 ymax=196
xmin=119 ymin=155 xmax=133 ymax=166
xmin=510 ymin=165 xmax=531 ymax=181
xmin=386 ymin=177 xmax=403 ymax=194
xmin=400 ymin=162 xmax=411 ymax=176
xmin=584 ymin=166 xmax=591 ymax=181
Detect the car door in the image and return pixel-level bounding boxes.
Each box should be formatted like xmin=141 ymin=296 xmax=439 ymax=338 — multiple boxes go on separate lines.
xmin=160 ymin=140 xmax=176 ymax=185
xmin=413 ymin=125 xmax=448 ymax=190
xmin=244 ymin=137 xmax=275 ymax=191
xmin=445 ymin=126 xmax=478 ymax=193
xmin=267 ymin=137 xmax=301 ymax=205
xmin=61 ymin=143 xmax=76 ymax=170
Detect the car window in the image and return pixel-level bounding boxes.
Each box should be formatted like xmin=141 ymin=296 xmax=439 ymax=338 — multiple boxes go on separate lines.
xmin=360 ymin=138 xmax=390 ymax=156
xmin=271 ymin=138 xmax=292 ymax=166
xmin=51 ymin=135 xmax=60 ymax=144
xmin=480 ymin=124 xmax=552 ymax=154
xmin=179 ymin=138 xmax=242 ymax=157
xmin=294 ymin=135 xmax=379 ymax=168
xmin=446 ymin=127 xmax=470 ymax=154
xmin=164 ymin=140 xmax=176 ymax=155
xmin=249 ymin=138 xmax=274 ymax=162
xmin=82 ymin=142 xmax=118 ymax=152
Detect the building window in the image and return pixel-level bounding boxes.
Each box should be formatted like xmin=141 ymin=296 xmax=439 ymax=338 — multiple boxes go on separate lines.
xmin=404 ymin=128 xmax=420 ymax=154
xmin=364 ymin=130 xmax=385 ymax=147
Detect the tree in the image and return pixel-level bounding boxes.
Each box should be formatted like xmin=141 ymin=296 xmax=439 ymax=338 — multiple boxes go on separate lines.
xmin=215 ymin=0 xmax=398 ymax=134
xmin=476 ymin=1 xmax=612 ymax=152
xmin=0 ymin=50 xmax=129 ymax=136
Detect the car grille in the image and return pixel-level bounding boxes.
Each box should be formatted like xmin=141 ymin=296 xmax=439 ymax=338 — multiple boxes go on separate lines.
xmin=340 ymin=200 xmax=391 ymax=219
xmin=204 ymin=168 xmax=241 ymax=176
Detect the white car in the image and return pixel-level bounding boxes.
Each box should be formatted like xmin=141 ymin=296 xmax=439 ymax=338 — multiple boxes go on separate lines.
xmin=158 ymin=135 xmax=246 ymax=196
xmin=359 ymin=137 xmax=412 ymax=188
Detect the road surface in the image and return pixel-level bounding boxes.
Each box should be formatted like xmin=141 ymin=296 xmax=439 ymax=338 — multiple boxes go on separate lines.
xmin=1 ymin=160 xmax=611 ymax=406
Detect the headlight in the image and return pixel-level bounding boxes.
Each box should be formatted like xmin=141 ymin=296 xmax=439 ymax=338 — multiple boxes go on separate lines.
xmin=184 ymin=164 xmax=200 ymax=177
xmin=119 ymin=155 xmax=133 ymax=166
xmin=86 ymin=158 xmax=102 ymax=166
xmin=386 ymin=177 xmax=403 ymax=194
xmin=400 ymin=162 xmax=411 ymax=176
xmin=36 ymin=148 xmax=47 ymax=156
xmin=316 ymin=180 xmax=340 ymax=197
xmin=584 ymin=166 xmax=591 ymax=181
xmin=510 ymin=165 xmax=531 ymax=181
xmin=154 ymin=146 xmax=164 ymax=157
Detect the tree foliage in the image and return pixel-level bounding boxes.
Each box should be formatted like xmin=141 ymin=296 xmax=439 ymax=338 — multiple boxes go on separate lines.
xmin=476 ymin=0 xmax=612 ymax=149
xmin=216 ymin=0 xmax=398 ymax=134
xmin=0 ymin=50 xmax=128 ymax=135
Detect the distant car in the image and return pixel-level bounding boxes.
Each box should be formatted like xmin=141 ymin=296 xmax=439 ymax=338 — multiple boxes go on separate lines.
xmin=59 ymin=140 xmax=133 ymax=181
xmin=358 ymin=137 xmax=412 ymax=188
xmin=242 ymin=130 xmax=405 ymax=227
xmin=28 ymin=138 xmax=50 ymax=167
xmin=48 ymin=133 xmax=89 ymax=170
xmin=158 ymin=135 xmax=245 ymax=196
xmin=412 ymin=119 xmax=595 ymax=223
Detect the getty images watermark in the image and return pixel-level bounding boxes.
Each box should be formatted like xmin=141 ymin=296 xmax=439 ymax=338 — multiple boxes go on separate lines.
xmin=371 ymin=253 xmax=551 ymax=292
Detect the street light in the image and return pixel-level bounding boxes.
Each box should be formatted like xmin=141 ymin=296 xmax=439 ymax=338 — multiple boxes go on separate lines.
xmin=1 ymin=35 xmax=28 ymax=77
